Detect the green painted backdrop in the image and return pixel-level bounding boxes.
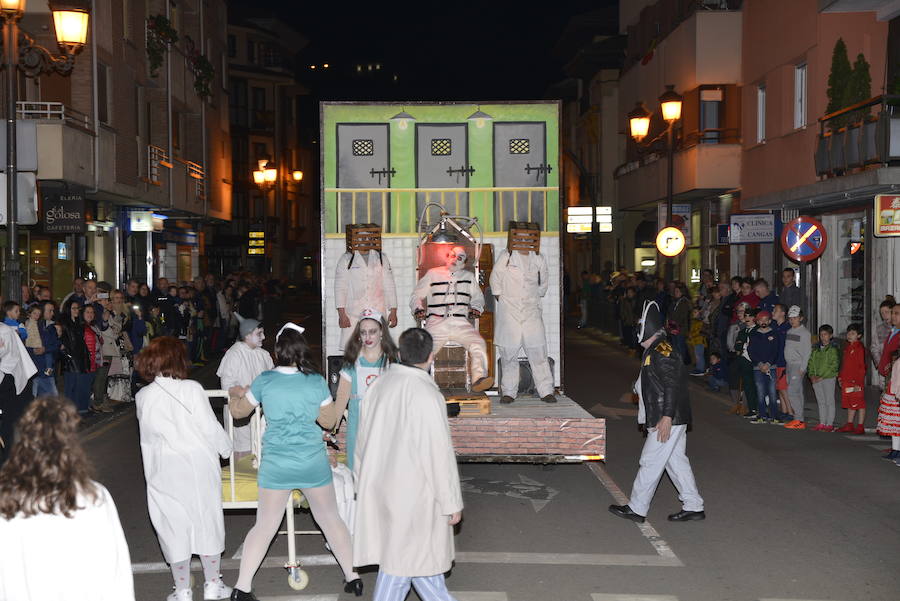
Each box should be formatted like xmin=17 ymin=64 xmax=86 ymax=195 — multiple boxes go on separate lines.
xmin=321 ymin=102 xmax=560 ymax=234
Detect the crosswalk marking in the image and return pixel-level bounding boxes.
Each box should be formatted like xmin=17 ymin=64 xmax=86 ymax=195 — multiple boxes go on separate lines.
xmin=842 ymin=434 xmax=882 ymax=442
xmin=591 ymin=593 xmax=678 ymax=601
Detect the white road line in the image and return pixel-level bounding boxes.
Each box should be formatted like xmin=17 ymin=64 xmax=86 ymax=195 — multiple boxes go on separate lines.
xmin=132 ymin=550 xmax=680 ymax=575
xmin=257 ymin=596 xmax=338 ymax=601
xmin=843 ymin=435 xmax=883 ymax=442
xmin=591 ymin=593 xmax=678 ymax=601
xmin=759 ymin=598 xmax=844 ymax=601
xmin=452 ymin=593 xmax=508 ymax=601
xmin=586 ymin=462 xmax=683 ymax=566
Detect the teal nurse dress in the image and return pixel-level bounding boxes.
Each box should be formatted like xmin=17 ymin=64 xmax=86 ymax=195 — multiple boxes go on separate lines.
xmin=339 ymin=355 xmax=385 ymax=469
xmin=249 ymin=367 xmax=333 ymax=490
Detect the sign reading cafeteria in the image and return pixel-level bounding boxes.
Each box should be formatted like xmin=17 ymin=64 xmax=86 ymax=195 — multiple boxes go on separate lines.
xmin=875 ymin=194 xmax=900 ymax=237
xmin=781 ymin=216 xmax=827 ymax=262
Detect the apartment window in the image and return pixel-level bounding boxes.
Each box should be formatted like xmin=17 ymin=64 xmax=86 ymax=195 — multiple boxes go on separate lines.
xmin=794 ymin=63 xmax=807 ymax=129
xmin=227 ymin=34 xmax=236 ymax=58
xmin=756 ymin=84 xmax=766 ymax=143
xmin=699 ymin=87 xmax=723 ymax=143
xmin=229 ymin=78 xmax=247 ymax=126
xmin=122 ymin=0 xmax=132 ymax=41
xmin=252 ymin=87 xmax=265 ymax=111
xmin=97 ymin=63 xmax=110 ymax=125
xmin=246 ymin=40 xmax=255 ymax=64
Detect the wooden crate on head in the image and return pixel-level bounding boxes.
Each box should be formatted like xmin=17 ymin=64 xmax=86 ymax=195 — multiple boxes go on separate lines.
xmin=345 ymin=223 xmax=382 ymax=253
xmin=507 ymin=221 xmax=541 ymax=253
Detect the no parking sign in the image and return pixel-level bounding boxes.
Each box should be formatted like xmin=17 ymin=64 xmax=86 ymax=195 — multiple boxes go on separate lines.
xmin=781 ymin=216 xmax=827 ymax=262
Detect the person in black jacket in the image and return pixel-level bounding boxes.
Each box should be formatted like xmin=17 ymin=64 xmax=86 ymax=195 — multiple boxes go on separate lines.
xmin=609 ymin=300 xmax=706 ymax=524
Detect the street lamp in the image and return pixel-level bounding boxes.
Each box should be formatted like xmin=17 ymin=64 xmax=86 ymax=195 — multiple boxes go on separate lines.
xmin=628 ymin=85 xmax=683 ymax=270
xmin=252 ymin=160 xmax=277 ymax=189
xmin=3 ymin=0 xmax=89 ymax=303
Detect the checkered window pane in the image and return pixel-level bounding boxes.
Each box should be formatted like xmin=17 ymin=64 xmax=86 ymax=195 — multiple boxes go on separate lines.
xmin=431 ymin=138 xmax=452 ymax=156
xmin=509 ymin=138 xmax=530 ymax=154
xmin=352 ymin=139 xmax=374 ymax=156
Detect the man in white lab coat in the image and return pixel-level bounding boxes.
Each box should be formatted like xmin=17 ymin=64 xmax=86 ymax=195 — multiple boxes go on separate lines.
xmin=353 ymin=327 xmax=463 ymax=601
xmin=215 ymin=314 xmax=273 ymax=456
xmin=490 ymin=247 xmax=555 ymax=403
xmin=411 ymin=246 xmax=493 ymax=392
xmin=334 ymin=247 xmax=398 ymax=350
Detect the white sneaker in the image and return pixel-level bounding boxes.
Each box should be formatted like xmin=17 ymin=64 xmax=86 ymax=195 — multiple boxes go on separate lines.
xmin=203 ymin=579 xmax=233 ymax=600
xmin=167 ymin=589 xmax=193 ymax=601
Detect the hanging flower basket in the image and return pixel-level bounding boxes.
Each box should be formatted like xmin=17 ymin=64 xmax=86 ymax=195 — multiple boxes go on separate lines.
xmin=146 ymin=15 xmax=178 ymax=78
xmin=184 ymin=35 xmax=215 ymax=100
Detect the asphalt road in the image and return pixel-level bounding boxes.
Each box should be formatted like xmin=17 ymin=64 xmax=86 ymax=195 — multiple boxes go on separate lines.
xmin=80 ymin=326 xmax=900 ymax=601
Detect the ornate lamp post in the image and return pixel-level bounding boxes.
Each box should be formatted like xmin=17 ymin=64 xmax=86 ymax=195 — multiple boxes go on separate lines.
xmin=2 ymin=0 xmax=89 ymax=302
xmin=628 ymin=84 xmax=684 ymax=278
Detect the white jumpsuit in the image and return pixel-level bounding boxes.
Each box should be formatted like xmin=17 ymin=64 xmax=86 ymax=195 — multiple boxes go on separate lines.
xmin=489 ymin=250 xmax=554 ymax=398
xmin=410 ymin=266 xmax=489 ymax=382
xmin=216 ymin=340 xmax=274 ymax=454
xmin=334 ymin=250 xmax=398 ymax=350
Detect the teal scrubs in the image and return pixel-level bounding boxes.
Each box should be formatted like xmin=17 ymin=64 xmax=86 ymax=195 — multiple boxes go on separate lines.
xmin=340 ymin=355 xmax=385 ymax=469
xmin=250 ymin=368 xmax=333 ymax=490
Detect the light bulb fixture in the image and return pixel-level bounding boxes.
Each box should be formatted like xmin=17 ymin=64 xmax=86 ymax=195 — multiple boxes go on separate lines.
xmin=658 ymin=84 xmax=683 ymax=123
xmin=390 ymin=109 xmax=415 ymax=130
xmin=292 ymin=170 xmax=303 ymax=181
xmin=252 ymin=170 xmax=265 ymax=185
xmin=0 ymin=0 xmax=24 ymax=18
xmin=466 ymin=107 xmax=493 ymax=129
xmin=257 ymin=158 xmax=269 ymax=171
xmin=51 ymin=5 xmax=90 ymax=50
xmin=431 ymin=223 xmax=459 ymax=244
xmin=628 ymin=102 xmax=651 ymax=142
xmin=263 ymin=164 xmax=277 ymax=183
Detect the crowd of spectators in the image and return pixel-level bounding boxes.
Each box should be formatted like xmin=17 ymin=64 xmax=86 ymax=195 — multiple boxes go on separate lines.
xmin=575 ymin=265 xmax=900 ymax=465
xmin=1 ymin=272 xmax=280 ymax=418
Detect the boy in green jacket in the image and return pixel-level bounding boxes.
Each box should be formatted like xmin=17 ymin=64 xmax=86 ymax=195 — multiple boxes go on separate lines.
xmin=808 ymin=324 xmax=840 ymax=431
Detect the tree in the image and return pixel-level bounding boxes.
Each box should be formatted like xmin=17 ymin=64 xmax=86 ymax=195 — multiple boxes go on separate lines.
xmin=847 ymin=53 xmax=873 ymax=122
xmin=826 ymin=38 xmax=852 ymax=128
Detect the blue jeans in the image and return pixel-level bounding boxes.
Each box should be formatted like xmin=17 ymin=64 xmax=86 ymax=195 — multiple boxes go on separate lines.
xmin=708 ymin=376 xmax=727 ymax=391
xmin=33 ymin=374 xmax=57 ymax=397
xmin=64 ymin=372 xmax=96 ymax=414
xmin=693 ymin=344 xmax=706 ymax=373
xmin=754 ymin=369 xmax=778 ymax=419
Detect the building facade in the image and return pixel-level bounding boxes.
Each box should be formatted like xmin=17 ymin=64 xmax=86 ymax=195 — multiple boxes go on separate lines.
xmin=1 ymin=0 xmax=232 ymax=298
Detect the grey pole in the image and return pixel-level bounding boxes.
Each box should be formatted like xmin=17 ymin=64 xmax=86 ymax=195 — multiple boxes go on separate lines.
xmin=4 ymin=17 xmax=20 ymax=303
xmin=664 ymin=123 xmax=675 ymax=282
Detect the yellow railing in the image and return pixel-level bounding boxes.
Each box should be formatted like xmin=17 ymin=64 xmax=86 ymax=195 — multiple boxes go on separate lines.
xmin=324 ymin=186 xmax=558 ymax=234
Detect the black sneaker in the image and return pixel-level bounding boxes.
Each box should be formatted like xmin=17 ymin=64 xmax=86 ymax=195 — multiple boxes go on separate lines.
xmin=742 ymin=412 xmax=758 ymax=420
xmin=231 ymin=589 xmax=258 ymax=601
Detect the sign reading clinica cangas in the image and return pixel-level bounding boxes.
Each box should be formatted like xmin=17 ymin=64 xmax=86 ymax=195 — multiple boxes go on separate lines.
xmin=729 ymin=213 xmax=776 ymax=244
xmin=42 ymin=189 xmax=86 ymax=234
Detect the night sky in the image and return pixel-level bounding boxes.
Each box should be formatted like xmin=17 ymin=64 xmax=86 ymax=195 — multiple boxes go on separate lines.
xmin=231 ymin=0 xmax=618 ymax=101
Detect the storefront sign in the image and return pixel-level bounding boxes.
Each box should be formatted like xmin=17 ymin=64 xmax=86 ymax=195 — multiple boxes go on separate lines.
xmin=781 ymin=216 xmax=827 ymax=262
xmin=657 ymin=203 xmax=692 ymax=245
xmin=42 ymin=190 xmax=85 ymax=233
xmin=874 ymin=194 xmax=900 ymax=237
xmin=129 ymin=211 xmax=154 ymax=232
xmin=716 ymin=224 xmax=730 ymax=245
xmin=729 ymin=213 xmax=776 ymax=244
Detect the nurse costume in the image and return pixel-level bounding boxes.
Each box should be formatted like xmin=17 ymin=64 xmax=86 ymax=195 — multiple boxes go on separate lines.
xmin=339 ymin=355 xmax=386 ymax=469
xmin=248 ymin=366 xmax=333 ymax=489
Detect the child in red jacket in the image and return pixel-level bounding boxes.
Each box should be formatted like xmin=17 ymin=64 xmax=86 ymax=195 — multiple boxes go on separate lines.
xmin=837 ymin=323 xmax=867 ymax=434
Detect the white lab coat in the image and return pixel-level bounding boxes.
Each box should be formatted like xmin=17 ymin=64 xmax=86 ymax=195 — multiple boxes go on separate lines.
xmin=136 ymin=376 xmax=232 ymax=563
xmin=0 ymin=483 xmax=135 ymax=601
xmin=353 ymin=364 xmax=463 ymax=577
xmin=335 ymin=250 xmax=397 ymax=348
xmin=489 ymin=250 xmax=549 ymax=349
xmin=216 ymin=341 xmax=274 ymax=454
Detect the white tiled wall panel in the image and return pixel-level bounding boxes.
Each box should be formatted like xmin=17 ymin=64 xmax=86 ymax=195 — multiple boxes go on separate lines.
xmin=322 ymin=235 xmax=562 ymax=386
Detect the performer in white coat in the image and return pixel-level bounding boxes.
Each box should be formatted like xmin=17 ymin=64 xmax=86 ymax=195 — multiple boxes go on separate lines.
xmin=354 ymin=327 xmax=463 ymax=601
xmin=135 ymin=337 xmax=234 ymax=601
xmin=216 ymin=313 xmax=273 ymax=457
xmin=411 ymin=245 xmax=493 ymax=392
xmin=334 ymin=248 xmax=398 ymax=350
xmin=490 ymin=248 xmax=555 ymax=403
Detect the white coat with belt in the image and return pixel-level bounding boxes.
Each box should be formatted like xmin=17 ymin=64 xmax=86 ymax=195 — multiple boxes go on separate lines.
xmin=490 ymin=250 xmax=549 ymax=349
xmin=334 ymin=250 xmax=397 ymax=347
xmin=136 ymin=376 xmax=232 ymax=562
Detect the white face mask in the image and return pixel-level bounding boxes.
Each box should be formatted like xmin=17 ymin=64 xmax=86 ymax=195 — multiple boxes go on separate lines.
xmin=245 ymin=328 xmax=264 ymax=348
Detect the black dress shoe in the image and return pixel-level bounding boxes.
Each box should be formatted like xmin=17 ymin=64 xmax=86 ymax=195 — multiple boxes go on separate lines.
xmin=608 ymin=504 xmax=645 ymax=523
xmin=344 ymin=578 xmax=363 ymax=597
xmin=882 ymin=450 xmax=899 ymax=460
xmin=541 ymin=394 xmax=557 ymax=403
xmin=668 ymin=510 xmax=706 ymax=521
xmin=500 ymin=395 xmax=515 ymax=404
xmin=230 ymin=589 xmax=258 ymax=601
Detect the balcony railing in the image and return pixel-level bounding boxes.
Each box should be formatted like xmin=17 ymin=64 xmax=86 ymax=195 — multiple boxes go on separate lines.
xmin=16 ymin=101 xmax=91 ymax=130
xmin=147 ymin=144 xmax=170 ymax=185
xmin=814 ymin=95 xmax=900 ymax=177
xmin=324 ymin=186 xmax=557 ymax=234
xmin=179 ymin=157 xmax=206 ymax=201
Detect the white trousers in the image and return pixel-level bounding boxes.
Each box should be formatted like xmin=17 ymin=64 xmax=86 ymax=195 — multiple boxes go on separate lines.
xmin=373 ymin=571 xmax=458 ymax=601
xmin=426 ymin=317 xmax=488 ymax=381
xmin=628 ymin=424 xmax=704 ymax=517
xmin=498 ymin=345 xmax=554 ymax=398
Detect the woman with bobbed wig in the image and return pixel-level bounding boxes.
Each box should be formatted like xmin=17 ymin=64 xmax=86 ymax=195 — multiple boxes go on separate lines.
xmin=0 ymin=395 xmax=135 ymax=600
xmin=134 ymin=336 xmax=233 ymax=601
xmin=228 ymin=324 xmax=362 ymax=600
